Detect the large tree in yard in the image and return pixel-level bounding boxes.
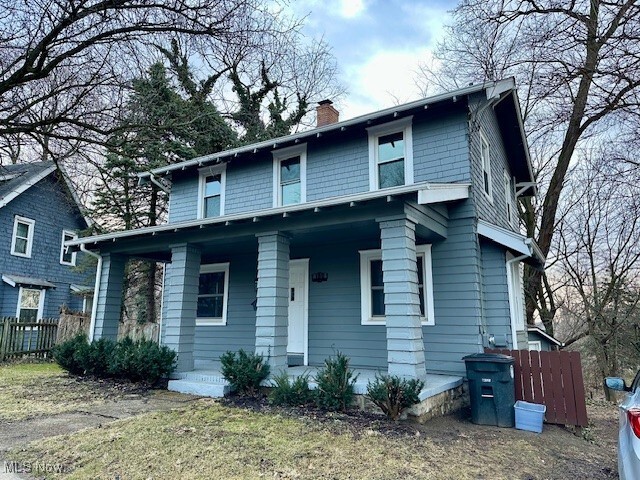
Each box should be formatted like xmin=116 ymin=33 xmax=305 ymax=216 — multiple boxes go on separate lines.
xmin=419 ymin=0 xmax=640 ymax=334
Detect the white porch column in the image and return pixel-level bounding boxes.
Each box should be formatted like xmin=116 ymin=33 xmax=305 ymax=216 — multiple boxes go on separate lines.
xmin=255 ymin=232 xmax=289 ymax=372
xmin=379 ymin=217 xmax=427 ymax=380
xmin=93 ymin=253 xmax=126 ymax=341
xmin=163 ymin=243 xmax=201 ymax=373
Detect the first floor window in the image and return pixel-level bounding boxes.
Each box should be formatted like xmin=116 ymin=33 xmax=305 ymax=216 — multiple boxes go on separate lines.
xmin=197 ymin=263 xmax=229 ymax=325
xmin=17 ymin=288 xmax=44 ymax=323
xmin=60 ymin=230 xmax=77 ymax=265
xmin=11 ymin=216 xmax=35 ymax=257
xmin=359 ymin=245 xmax=434 ymax=325
xmin=507 ymin=259 xmax=525 ymax=331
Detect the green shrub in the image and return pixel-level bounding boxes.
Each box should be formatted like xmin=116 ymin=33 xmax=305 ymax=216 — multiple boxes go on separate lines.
xmin=53 ymin=334 xmax=176 ymax=384
xmin=52 ymin=334 xmax=87 ymax=375
xmin=220 ymin=349 xmax=270 ymax=396
xmin=314 ymin=352 xmax=358 ymax=411
xmin=75 ymin=337 xmax=116 ymax=377
xmin=109 ymin=337 xmax=176 ymax=384
xmin=268 ymin=371 xmax=312 ymax=406
xmin=366 ymin=374 xmax=424 ymax=420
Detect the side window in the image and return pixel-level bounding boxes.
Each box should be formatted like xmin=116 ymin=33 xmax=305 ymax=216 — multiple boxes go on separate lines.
xmin=504 ymin=171 xmax=517 ymax=227
xmin=367 ymin=117 xmax=414 ymax=191
xmin=11 ymin=216 xmax=35 ymax=258
xmin=198 ymin=165 xmax=226 ymax=218
xmin=60 ymin=230 xmax=78 ymax=266
xmin=17 ymin=287 xmax=44 ymax=322
xmin=480 ymin=131 xmax=492 ymax=200
xmin=359 ymin=245 xmax=434 ymax=325
xmin=196 ymin=263 xmax=230 ymax=325
xmin=272 ymin=144 xmax=307 ymax=207
xmin=507 ymin=259 xmax=525 ymax=331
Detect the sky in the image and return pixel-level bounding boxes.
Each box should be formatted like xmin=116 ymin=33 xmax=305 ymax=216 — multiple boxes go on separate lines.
xmin=287 ymin=0 xmax=453 ymax=121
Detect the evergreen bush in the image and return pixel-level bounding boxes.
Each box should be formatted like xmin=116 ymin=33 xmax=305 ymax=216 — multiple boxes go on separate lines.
xmin=220 ymin=349 xmax=270 ymax=396
xmin=366 ymin=374 xmax=424 ymax=420
xmin=268 ymin=371 xmax=312 ymax=406
xmin=314 ymin=352 xmax=358 ymax=411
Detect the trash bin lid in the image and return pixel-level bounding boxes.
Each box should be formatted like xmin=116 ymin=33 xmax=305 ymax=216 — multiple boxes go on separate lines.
xmin=462 ymin=353 xmax=514 ymax=363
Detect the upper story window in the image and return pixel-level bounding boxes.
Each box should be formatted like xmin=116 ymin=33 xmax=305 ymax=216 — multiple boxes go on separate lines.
xmin=359 ymin=244 xmax=434 ymax=326
xmin=504 ymin=171 xmax=517 ymax=227
xmin=272 ymin=144 xmax=307 ymax=207
xmin=197 ymin=263 xmax=230 ymax=326
xmin=480 ymin=131 xmax=493 ymax=200
xmin=367 ymin=117 xmax=414 ymax=191
xmin=198 ymin=165 xmax=226 ymax=218
xmin=11 ymin=215 xmax=35 ymax=258
xmin=60 ymin=230 xmax=78 ymax=266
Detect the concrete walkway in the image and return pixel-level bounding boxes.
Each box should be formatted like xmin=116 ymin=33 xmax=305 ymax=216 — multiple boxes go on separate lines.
xmin=0 ymin=391 xmax=199 ymax=479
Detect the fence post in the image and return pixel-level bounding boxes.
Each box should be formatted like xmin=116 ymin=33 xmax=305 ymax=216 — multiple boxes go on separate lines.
xmin=0 ymin=317 xmax=11 ymax=361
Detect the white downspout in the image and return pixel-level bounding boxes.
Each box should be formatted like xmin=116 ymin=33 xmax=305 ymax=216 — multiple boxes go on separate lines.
xmin=506 ymin=254 xmax=528 ymax=350
xmin=80 ymin=244 xmax=101 ymax=342
xmin=149 ymin=173 xmax=171 ymax=194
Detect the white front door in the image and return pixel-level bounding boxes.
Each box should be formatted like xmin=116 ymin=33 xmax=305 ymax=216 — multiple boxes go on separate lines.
xmin=288 ymin=259 xmax=309 ymax=365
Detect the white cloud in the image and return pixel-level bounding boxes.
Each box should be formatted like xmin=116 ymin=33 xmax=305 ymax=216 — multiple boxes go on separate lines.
xmin=340 ymin=47 xmax=434 ymax=119
xmin=339 ymin=0 xmax=366 ymax=19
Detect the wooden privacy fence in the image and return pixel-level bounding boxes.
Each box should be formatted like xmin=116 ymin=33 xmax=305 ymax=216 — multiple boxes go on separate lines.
xmin=486 ymin=348 xmax=588 ymax=428
xmin=0 ymin=317 xmax=58 ymax=360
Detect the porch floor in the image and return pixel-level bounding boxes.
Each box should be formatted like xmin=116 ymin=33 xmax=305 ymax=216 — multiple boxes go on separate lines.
xmin=168 ymin=365 xmax=463 ymax=401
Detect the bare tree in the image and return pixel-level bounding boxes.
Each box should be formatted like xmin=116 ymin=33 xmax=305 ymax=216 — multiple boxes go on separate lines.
xmin=0 ymin=0 xmax=278 ymax=162
xmin=556 ymin=150 xmax=640 ymax=398
xmin=418 ymin=0 xmax=640 ymax=334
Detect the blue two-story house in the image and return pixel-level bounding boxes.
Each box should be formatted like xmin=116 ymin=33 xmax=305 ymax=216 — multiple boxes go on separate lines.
xmin=69 ymin=79 xmax=544 ymax=406
xmin=0 ymin=161 xmax=93 ymax=321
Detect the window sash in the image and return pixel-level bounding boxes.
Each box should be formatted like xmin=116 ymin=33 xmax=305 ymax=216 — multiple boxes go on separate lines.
xmin=203 ymin=175 xmax=222 ymax=218
xmin=196 ymin=263 xmax=229 ymax=325
xmin=11 ymin=216 xmax=34 ymax=257
xmin=17 ymin=288 xmax=43 ymax=323
xmin=60 ymin=231 xmax=77 ymax=265
xmin=279 ymin=157 xmax=301 ymax=205
xmin=481 ymin=133 xmax=492 ymax=197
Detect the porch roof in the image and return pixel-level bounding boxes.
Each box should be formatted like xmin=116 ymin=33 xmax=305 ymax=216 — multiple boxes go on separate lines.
xmin=477 ymin=219 xmax=546 ymax=268
xmin=68 ymin=182 xmax=470 ymax=252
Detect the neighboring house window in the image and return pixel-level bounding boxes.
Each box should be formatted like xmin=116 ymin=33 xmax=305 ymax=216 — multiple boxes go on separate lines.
xmin=504 ymin=171 xmax=517 ymax=227
xmin=198 ymin=165 xmax=226 ymax=218
xmin=11 ymin=216 xmax=35 ymax=258
xmin=60 ymin=230 xmax=78 ymax=266
xmin=16 ymin=287 xmax=45 ymax=323
xmin=367 ymin=117 xmax=414 ymax=190
xmin=359 ymin=245 xmax=434 ymax=326
xmin=528 ymin=341 xmax=542 ymax=351
xmin=272 ymin=144 xmax=307 ymax=207
xmin=83 ymin=295 xmax=94 ymax=315
xmin=480 ymin=131 xmax=492 ymax=200
xmin=507 ymin=257 xmax=525 ymax=331
xmin=196 ymin=263 xmax=230 ymax=326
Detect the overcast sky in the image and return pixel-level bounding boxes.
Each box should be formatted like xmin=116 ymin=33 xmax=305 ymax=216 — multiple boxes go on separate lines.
xmin=288 ymin=0 xmax=452 ymax=120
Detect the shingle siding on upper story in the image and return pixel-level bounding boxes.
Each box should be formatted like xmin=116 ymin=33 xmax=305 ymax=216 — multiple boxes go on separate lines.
xmin=469 ymin=94 xmax=517 ymax=232
xmin=0 ymin=174 xmax=92 ymax=317
xmin=166 ymin=110 xmax=477 ymax=224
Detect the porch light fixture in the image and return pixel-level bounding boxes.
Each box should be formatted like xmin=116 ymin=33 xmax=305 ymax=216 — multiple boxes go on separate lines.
xmin=311 ymin=272 xmax=328 ymax=283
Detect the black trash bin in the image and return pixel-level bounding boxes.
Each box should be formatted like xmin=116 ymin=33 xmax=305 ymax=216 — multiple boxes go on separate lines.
xmin=463 ymin=353 xmax=515 ymax=427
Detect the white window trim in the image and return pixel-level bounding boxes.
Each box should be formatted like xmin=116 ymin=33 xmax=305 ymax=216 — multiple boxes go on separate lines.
xmin=197 ymin=164 xmax=227 ymax=219
xmin=16 ymin=287 xmax=46 ymax=326
xmin=528 ymin=340 xmax=542 ymax=352
xmin=504 ymin=170 xmax=517 ymax=228
xmin=60 ymin=230 xmax=78 ymax=266
xmin=11 ymin=215 xmax=35 ymax=258
xmin=506 ymin=253 xmax=526 ymax=342
xmin=359 ymin=244 xmax=434 ymax=326
xmin=272 ymin=143 xmax=307 ymax=207
xmin=480 ymin=130 xmax=493 ymax=202
xmin=196 ymin=262 xmax=230 ymax=326
xmin=367 ymin=116 xmax=414 ymax=191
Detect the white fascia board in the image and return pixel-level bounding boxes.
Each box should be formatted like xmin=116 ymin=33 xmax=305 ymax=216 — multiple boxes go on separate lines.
xmin=68 ymin=181 xmax=464 ymax=248
xmin=418 ymin=184 xmax=470 ymax=205
xmin=0 ymin=165 xmax=56 ymax=209
xmin=477 ymin=219 xmax=530 ymax=257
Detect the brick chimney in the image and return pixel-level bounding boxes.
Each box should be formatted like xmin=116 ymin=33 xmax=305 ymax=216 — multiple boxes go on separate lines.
xmin=316 ymin=100 xmax=339 ymax=127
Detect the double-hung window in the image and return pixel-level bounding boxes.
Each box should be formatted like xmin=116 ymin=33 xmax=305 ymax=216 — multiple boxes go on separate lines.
xmin=273 ymin=144 xmax=306 ymax=207
xmin=199 ymin=165 xmax=226 ymax=218
xmin=17 ymin=287 xmax=44 ymax=323
xmin=359 ymin=244 xmax=434 ymax=325
xmin=503 ymin=171 xmax=517 ymax=227
xmin=11 ymin=216 xmax=35 ymax=258
xmin=60 ymin=230 xmax=77 ymax=266
xmin=480 ymin=131 xmax=492 ymax=200
xmin=506 ymin=255 xmax=525 ymax=334
xmin=196 ymin=263 xmax=229 ymax=326
xmin=368 ymin=117 xmax=414 ymax=190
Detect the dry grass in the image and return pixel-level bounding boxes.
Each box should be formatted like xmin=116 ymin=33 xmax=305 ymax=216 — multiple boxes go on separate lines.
xmin=0 ymin=362 xmax=137 ymax=421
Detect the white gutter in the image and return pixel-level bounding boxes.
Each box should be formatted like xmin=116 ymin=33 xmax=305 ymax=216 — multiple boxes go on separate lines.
xmin=81 ymin=244 xmax=101 ymax=342
xmin=149 ymin=173 xmax=171 ymax=194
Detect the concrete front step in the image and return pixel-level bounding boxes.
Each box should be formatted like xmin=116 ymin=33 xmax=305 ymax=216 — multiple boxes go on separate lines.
xmin=168 ymin=379 xmax=231 ymax=397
